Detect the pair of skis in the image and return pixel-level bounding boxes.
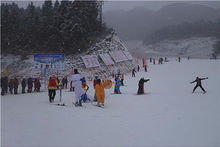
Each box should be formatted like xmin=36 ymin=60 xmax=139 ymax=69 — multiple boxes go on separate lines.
xmin=53 ymin=102 xmax=104 ymax=109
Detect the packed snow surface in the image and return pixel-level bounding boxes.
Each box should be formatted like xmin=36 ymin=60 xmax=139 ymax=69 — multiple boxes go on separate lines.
xmin=1 ymin=58 xmax=220 ymax=147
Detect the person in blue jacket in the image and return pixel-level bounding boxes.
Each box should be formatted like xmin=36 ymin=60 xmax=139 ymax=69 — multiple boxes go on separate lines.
xmin=114 ymin=76 xmax=121 ymax=94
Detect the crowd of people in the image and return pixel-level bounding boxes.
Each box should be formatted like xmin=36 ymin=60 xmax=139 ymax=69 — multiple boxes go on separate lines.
xmin=1 ymin=77 xmax=41 ymax=95
xmin=1 ymin=76 xmax=69 ymax=96
xmin=2 ymin=57 xmax=209 ymax=108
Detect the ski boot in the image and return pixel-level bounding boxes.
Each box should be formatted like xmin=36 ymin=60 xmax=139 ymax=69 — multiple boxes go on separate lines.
xmin=75 ymin=102 xmax=79 ymax=107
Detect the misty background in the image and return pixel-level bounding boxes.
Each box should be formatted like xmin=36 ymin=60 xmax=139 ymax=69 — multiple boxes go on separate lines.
xmin=4 ymin=1 xmax=220 ymax=41
xmin=2 ymin=1 xmax=220 ymax=56
xmin=102 ymin=1 xmax=220 ymax=57
xmin=103 ymin=1 xmax=220 ymax=40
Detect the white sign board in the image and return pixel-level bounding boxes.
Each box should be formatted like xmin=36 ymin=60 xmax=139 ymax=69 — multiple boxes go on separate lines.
xmin=109 ymin=51 xmax=128 ymax=63
xmin=99 ymin=53 xmax=115 ymax=65
xmin=81 ymin=55 xmax=100 ymax=68
xmin=123 ymin=51 xmax=133 ymax=60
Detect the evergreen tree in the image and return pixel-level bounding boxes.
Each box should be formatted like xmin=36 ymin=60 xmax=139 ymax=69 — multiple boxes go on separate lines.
xmin=1 ymin=0 xmax=110 ymax=54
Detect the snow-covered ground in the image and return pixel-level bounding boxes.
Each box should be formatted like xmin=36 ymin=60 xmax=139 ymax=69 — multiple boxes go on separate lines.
xmin=1 ymin=58 xmax=220 ymax=147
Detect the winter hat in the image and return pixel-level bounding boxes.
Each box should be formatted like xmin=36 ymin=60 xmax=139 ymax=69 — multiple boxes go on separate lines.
xmin=97 ymin=79 xmax=101 ymax=84
xmin=74 ymin=69 xmax=78 ymax=74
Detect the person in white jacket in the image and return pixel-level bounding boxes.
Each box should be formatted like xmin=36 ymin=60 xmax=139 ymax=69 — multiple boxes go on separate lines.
xmin=72 ymin=69 xmax=84 ymax=106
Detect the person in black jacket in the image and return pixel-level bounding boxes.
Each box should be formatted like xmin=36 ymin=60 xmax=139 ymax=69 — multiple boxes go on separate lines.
xmin=35 ymin=78 xmax=41 ymax=92
xmin=5 ymin=76 xmax=8 ymax=94
xmin=137 ymin=78 xmax=150 ymax=95
xmin=1 ymin=76 xmax=7 ymax=95
xmin=13 ymin=77 xmax=19 ymax=94
xmin=137 ymin=65 xmax=140 ymax=72
xmin=21 ymin=78 xmax=26 ymax=93
xmin=27 ymin=77 xmax=33 ymax=93
xmin=190 ymin=77 xmax=208 ymax=94
xmin=132 ymin=68 xmax=137 ymax=77
xmin=9 ymin=78 xmax=14 ymax=94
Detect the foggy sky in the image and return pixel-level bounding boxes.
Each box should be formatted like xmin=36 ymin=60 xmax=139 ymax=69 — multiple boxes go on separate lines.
xmin=103 ymin=1 xmax=220 ymax=12
xmin=2 ymin=1 xmax=220 ymax=11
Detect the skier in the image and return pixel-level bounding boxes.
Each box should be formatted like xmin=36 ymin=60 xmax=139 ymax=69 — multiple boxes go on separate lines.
xmin=93 ymin=76 xmax=98 ymax=102
xmin=13 ymin=77 xmax=19 ymax=94
xmin=80 ymin=77 xmax=90 ymax=102
xmin=178 ymin=57 xmax=181 ymax=62
xmin=80 ymin=77 xmax=88 ymax=91
xmin=153 ymin=59 xmax=155 ymax=64
xmin=1 ymin=77 xmax=5 ymax=95
xmin=9 ymin=78 xmax=14 ymax=94
xmin=132 ymin=68 xmax=137 ymax=77
xmin=137 ymin=65 xmax=140 ymax=72
xmin=64 ymin=77 xmax=68 ymax=89
xmin=56 ymin=77 xmax=60 ymax=89
xmin=190 ymin=77 xmax=208 ymax=94
xmin=160 ymin=58 xmax=163 ymax=64
xmin=27 ymin=77 xmax=33 ymax=93
xmin=95 ymin=79 xmax=105 ymax=107
xmin=112 ymin=70 xmax=115 ymax=78
xmin=72 ymin=69 xmax=84 ymax=106
xmin=144 ymin=65 xmax=147 ymax=72
xmin=165 ymin=57 xmax=168 ymax=62
xmin=120 ymin=73 xmax=124 ymax=86
xmin=34 ymin=78 xmax=37 ymax=92
xmin=4 ymin=76 xmax=8 ymax=94
xmin=1 ymin=76 xmax=7 ymax=95
xmin=48 ymin=75 xmax=59 ymax=103
xmin=62 ymin=77 xmax=65 ymax=88
xmin=62 ymin=77 xmax=68 ymax=89
xmin=70 ymin=80 xmax=73 ymax=91
xmin=137 ymin=78 xmax=150 ymax=95
xmin=211 ymin=53 xmax=216 ymax=59
xmin=35 ymin=78 xmax=41 ymax=92
xmin=21 ymin=78 xmax=26 ymax=93
xmin=117 ymin=69 xmax=121 ymax=77
xmin=114 ymin=76 xmax=121 ymax=94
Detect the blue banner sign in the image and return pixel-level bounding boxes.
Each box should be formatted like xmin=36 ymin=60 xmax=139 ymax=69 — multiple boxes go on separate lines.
xmin=34 ymin=54 xmax=65 ymax=71
xmin=34 ymin=54 xmax=64 ymax=64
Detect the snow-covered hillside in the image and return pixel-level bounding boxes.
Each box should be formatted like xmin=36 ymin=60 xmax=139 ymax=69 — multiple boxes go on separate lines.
xmin=1 ymin=35 xmax=134 ymax=81
xmin=1 ymin=58 xmax=220 ymax=147
xmin=126 ymin=37 xmax=219 ymax=59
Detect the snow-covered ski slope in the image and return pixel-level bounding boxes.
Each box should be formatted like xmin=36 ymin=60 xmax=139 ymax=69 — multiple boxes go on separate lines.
xmin=1 ymin=58 xmax=220 ymax=147
xmin=126 ymin=37 xmax=219 ymax=59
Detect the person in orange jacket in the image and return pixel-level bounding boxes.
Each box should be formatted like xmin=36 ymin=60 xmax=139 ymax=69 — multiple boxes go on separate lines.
xmin=95 ymin=79 xmax=105 ymax=107
xmin=48 ymin=75 xmax=59 ymax=103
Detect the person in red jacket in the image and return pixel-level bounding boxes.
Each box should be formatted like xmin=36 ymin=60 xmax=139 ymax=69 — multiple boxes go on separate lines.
xmin=48 ymin=75 xmax=59 ymax=103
